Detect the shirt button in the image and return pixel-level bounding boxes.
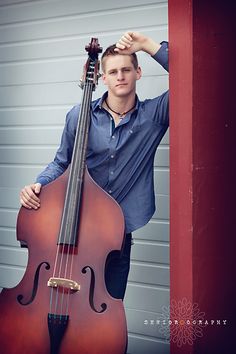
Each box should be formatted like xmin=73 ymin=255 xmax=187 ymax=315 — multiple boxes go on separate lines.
xmin=108 ymin=190 xmax=112 ymax=194
xmin=111 ymin=135 xmax=115 ymax=139
xmin=110 ymin=155 xmax=114 ymax=159
xmin=110 ymin=171 xmax=114 ymax=175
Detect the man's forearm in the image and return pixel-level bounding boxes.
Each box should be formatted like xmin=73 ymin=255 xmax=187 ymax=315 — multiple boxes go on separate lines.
xmin=141 ymin=36 xmax=161 ymax=56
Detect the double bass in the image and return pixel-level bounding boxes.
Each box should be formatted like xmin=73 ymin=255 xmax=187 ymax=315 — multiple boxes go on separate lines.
xmin=0 ymin=38 xmax=127 ymax=354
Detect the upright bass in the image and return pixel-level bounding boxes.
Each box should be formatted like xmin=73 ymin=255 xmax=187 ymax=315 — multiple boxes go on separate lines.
xmin=0 ymin=38 xmax=127 ymax=354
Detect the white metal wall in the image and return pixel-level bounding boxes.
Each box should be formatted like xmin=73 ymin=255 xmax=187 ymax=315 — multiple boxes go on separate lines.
xmin=0 ymin=1 xmax=169 ymax=353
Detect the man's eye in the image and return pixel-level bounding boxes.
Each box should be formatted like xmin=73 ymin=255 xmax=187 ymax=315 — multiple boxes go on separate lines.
xmin=109 ymin=71 xmax=116 ymax=75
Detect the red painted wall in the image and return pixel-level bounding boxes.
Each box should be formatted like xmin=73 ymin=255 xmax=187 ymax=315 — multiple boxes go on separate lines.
xmin=169 ymin=0 xmax=236 ymax=353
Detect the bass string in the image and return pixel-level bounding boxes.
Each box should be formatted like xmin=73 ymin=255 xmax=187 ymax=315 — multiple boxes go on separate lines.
xmin=65 ymin=82 xmax=93 ymax=316
xmin=50 ymin=80 xmax=93 ymax=317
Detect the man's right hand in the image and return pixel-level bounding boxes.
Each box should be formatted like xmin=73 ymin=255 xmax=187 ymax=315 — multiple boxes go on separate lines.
xmin=20 ymin=183 xmax=41 ymax=209
xmin=115 ymin=32 xmax=161 ymax=56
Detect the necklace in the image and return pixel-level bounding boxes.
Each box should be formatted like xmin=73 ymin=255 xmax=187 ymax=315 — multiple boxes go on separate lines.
xmin=105 ymin=99 xmax=135 ymax=118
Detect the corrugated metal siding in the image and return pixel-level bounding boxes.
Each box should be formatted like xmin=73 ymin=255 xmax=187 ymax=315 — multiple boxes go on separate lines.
xmin=0 ymin=0 xmax=169 ymax=353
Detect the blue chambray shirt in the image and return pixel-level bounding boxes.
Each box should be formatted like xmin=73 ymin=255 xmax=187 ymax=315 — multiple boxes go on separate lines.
xmin=36 ymin=42 xmax=169 ymax=233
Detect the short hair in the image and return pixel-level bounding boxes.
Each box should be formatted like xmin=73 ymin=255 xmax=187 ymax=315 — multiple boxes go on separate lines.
xmin=101 ymin=44 xmax=139 ymax=72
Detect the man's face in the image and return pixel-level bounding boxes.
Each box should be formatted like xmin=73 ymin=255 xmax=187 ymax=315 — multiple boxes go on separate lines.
xmin=102 ymin=55 xmax=142 ymax=98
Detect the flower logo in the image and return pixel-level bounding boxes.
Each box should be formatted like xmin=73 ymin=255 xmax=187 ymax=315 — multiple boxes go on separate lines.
xmin=159 ymin=297 xmax=206 ymax=347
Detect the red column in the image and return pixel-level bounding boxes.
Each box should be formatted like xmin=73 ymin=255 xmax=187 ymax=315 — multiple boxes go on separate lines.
xmin=169 ymin=1 xmax=236 ymax=353
xmin=169 ymin=1 xmax=194 ymax=352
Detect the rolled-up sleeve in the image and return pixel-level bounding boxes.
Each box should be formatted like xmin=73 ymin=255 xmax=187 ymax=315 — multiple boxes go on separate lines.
xmin=152 ymin=41 xmax=169 ymax=72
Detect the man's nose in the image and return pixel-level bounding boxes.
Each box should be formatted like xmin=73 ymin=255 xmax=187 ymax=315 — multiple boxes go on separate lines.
xmin=117 ymin=70 xmax=125 ymax=80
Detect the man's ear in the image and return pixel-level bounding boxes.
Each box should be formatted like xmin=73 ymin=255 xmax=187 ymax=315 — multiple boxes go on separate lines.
xmin=136 ymin=66 xmax=142 ymax=81
xmin=102 ymin=73 xmax=107 ymax=85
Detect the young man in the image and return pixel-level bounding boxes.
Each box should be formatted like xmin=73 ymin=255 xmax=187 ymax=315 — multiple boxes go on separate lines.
xmin=20 ymin=32 xmax=169 ymax=300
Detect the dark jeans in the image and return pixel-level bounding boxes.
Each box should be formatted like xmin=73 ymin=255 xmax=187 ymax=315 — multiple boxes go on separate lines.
xmin=105 ymin=233 xmax=132 ymax=300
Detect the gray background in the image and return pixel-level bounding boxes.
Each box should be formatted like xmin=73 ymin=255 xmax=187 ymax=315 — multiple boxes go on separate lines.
xmin=0 ymin=0 xmax=169 ymax=353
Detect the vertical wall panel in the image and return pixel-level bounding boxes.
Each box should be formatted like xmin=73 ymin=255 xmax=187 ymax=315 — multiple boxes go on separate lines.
xmin=0 ymin=1 xmax=169 ymax=352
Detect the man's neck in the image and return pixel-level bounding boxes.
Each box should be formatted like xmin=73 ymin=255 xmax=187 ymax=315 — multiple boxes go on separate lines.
xmin=106 ymin=93 xmax=136 ymax=114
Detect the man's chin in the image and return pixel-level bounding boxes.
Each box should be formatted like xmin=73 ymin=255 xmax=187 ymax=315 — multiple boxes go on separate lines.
xmin=113 ymin=87 xmax=135 ymax=97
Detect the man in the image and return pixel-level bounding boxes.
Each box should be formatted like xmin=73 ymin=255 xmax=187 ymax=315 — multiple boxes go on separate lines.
xmin=20 ymin=32 xmax=169 ymax=300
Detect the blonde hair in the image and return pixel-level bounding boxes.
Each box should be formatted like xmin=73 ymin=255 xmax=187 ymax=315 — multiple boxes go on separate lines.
xmin=101 ymin=44 xmax=138 ymax=72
